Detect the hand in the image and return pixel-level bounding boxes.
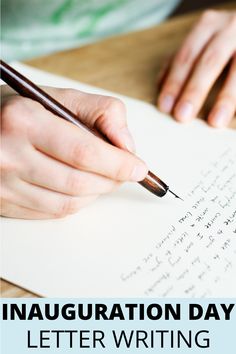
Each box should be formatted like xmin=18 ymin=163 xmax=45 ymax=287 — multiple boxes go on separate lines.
xmin=1 ymin=86 xmax=148 ymax=219
xmin=157 ymin=10 xmax=236 ymax=127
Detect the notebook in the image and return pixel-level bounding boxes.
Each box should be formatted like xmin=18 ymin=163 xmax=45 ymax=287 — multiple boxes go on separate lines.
xmin=1 ymin=63 xmax=236 ymax=297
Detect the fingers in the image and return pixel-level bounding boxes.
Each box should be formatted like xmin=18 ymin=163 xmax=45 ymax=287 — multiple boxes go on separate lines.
xmin=30 ymin=107 xmax=148 ymax=183
xmin=158 ymin=10 xmax=223 ymax=114
xmin=47 ymin=88 xmax=136 ymax=153
xmin=1 ymin=200 xmax=54 ymax=219
xmin=157 ymin=10 xmax=236 ymax=127
xmin=4 ymin=179 xmax=98 ymax=217
xmin=1 ymin=89 xmax=147 ymax=220
xmin=174 ymin=20 xmax=236 ymax=122
xmin=1 ymin=88 xmax=147 ymax=220
xmin=208 ymin=53 xmax=236 ymax=127
xmin=20 ymin=148 xmax=120 ymax=196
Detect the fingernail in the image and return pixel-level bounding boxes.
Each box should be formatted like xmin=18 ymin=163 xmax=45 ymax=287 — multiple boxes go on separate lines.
xmin=211 ymin=107 xmax=230 ymax=128
xmin=159 ymin=94 xmax=175 ymax=113
xmin=131 ymin=163 xmax=148 ymax=182
xmin=176 ymin=101 xmax=193 ymax=122
xmin=120 ymin=127 xmax=136 ymax=153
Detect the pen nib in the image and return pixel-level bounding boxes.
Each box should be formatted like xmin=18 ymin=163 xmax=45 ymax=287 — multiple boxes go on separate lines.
xmin=169 ymin=189 xmax=184 ymax=201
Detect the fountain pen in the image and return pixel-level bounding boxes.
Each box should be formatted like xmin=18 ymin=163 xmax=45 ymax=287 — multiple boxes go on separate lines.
xmin=0 ymin=59 xmax=182 ymax=200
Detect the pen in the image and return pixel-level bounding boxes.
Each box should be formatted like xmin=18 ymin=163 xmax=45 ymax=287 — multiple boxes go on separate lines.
xmin=0 ymin=59 xmax=182 ymax=200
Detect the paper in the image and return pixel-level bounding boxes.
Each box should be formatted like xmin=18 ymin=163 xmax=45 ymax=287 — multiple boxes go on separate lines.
xmin=1 ymin=63 xmax=236 ymax=297
xmin=121 ymin=148 xmax=236 ymax=297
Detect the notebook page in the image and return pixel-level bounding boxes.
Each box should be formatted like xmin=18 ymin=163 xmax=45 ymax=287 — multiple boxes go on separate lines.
xmin=1 ymin=63 xmax=235 ymax=297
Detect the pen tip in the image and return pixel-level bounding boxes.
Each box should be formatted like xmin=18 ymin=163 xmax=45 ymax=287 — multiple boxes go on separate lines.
xmin=169 ymin=189 xmax=184 ymax=201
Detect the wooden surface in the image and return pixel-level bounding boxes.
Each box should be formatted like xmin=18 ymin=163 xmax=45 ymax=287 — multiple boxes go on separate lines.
xmin=1 ymin=2 xmax=235 ymax=298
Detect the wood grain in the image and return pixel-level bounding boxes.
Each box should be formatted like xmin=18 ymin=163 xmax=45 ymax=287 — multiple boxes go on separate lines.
xmin=1 ymin=2 xmax=235 ymax=298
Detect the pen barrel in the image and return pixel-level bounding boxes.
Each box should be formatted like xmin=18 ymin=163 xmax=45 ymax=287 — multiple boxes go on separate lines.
xmin=1 ymin=60 xmax=171 ymax=199
xmin=139 ymin=171 xmax=169 ymax=197
xmin=0 ymin=60 xmax=93 ymax=133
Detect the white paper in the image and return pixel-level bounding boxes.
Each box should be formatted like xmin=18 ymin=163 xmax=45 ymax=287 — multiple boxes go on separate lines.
xmin=1 ymin=63 xmax=236 ymax=297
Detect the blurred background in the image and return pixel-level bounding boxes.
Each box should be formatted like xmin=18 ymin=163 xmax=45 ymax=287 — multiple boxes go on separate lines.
xmin=2 ymin=0 xmax=235 ymax=61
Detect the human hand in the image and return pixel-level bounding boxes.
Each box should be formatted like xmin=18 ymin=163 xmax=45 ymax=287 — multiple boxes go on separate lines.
xmin=157 ymin=10 xmax=236 ymax=127
xmin=1 ymin=86 xmax=148 ymax=219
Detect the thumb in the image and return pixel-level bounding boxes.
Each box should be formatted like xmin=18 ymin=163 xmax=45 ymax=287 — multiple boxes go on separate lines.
xmin=47 ymin=87 xmax=136 ymax=153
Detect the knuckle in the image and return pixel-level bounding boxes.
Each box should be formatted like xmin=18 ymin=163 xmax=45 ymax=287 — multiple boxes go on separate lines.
xmin=66 ymin=88 xmax=81 ymax=98
xmin=183 ymin=85 xmax=200 ymax=97
xmin=94 ymin=96 xmax=127 ymax=133
xmin=200 ymin=9 xmax=219 ymax=24
xmin=63 ymin=88 xmax=83 ymax=108
xmin=175 ymin=45 xmax=193 ymax=66
xmin=161 ymin=80 xmax=179 ymax=96
xmin=46 ymin=87 xmax=78 ymax=106
xmin=70 ymin=141 xmax=93 ymax=168
xmin=1 ymin=98 xmax=30 ymax=133
xmin=201 ymin=46 xmax=219 ymax=68
xmin=56 ymin=197 xmax=80 ymax=218
xmin=104 ymin=97 xmax=126 ymax=117
xmin=2 ymin=97 xmax=25 ymax=115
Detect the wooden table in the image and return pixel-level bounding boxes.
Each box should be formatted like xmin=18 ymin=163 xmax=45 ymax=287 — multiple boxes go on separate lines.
xmin=1 ymin=3 xmax=235 ymax=298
